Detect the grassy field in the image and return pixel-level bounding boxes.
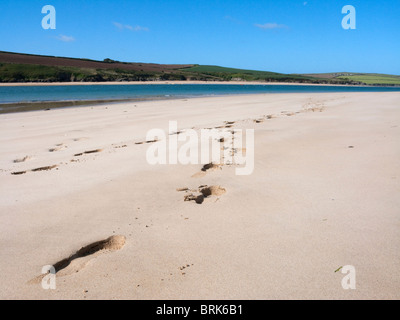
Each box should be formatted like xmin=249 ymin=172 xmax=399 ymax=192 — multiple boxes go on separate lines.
xmin=181 ymin=65 xmax=281 ymax=76
xmin=302 ymin=72 xmax=400 ymax=86
xmin=337 ymin=74 xmax=400 ymax=85
xmin=181 ymin=65 xmax=316 ymax=82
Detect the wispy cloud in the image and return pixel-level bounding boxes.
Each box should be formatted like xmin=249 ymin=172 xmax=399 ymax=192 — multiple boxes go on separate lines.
xmin=224 ymin=15 xmax=242 ymax=24
xmin=133 ymin=25 xmax=149 ymax=32
xmin=113 ymin=22 xmax=149 ymax=32
xmin=56 ymin=34 xmax=75 ymax=42
xmin=254 ymin=23 xmax=288 ymax=30
xmin=113 ymin=22 xmax=124 ymax=30
xmin=303 ymin=1 xmax=308 ymax=5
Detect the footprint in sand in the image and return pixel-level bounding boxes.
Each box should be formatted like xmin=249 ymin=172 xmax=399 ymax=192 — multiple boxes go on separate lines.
xmin=191 ymin=162 xmax=222 ymax=178
xmin=223 ymin=121 xmax=235 ymax=128
xmin=28 ymin=235 xmax=126 ymax=283
xmin=302 ymin=99 xmax=325 ymax=113
xmin=169 ymin=130 xmax=183 ymax=136
xmin=13 ymin=156 xmax=32 ymax=163
xmin=201 ymin=163 xmax=221 ymax=172
xmin=11 ymin=170 xmax=27 ymax=175
xmin=31 ymin=165 xmax=58 ymax=172
xmin=184 ymin=193 xmax=205 ymax=204
xmin=74 ymin=149 xmax=103 ymax=157
xmin=135 ymin=139 xmax=158 ymax=145
xmin=11 ymin=165 xmax=58 ymax=175
xmin=73 ymin=137 xmax=89 ymax=142
xmin=199 ymin=185 xmax=226 ymax=197
xmin=49 ymin=143 xmax=67 ymax=152
xmin=179 ymin=185 xmax=226 ymax=204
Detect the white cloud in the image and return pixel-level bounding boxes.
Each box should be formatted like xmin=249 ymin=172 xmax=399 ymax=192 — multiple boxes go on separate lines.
xmin=254 ymin=23 xmax=288 ymax=30
xmin=224 ymin=15 xmax=242 ymax=24
xmin=113 ymin=22 xmax=124 ymax=30
xmin=113 ymin=22 xmax=149 ymax=32
xmin=133 ymin=25 xmax=149 ymax=32
xmin=56 ymin=34 xmax=75 ymax=42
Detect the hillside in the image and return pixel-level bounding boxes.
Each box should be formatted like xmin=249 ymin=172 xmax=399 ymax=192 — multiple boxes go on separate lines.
xmin=0 ymin=51 xmax=398 ymax=85
xmin=179 ymin=65 xmax=318 ymax=82
xmin=0 ymin=51 xmax=194 ymax=73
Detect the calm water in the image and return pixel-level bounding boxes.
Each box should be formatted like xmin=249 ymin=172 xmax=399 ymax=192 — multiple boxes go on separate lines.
xmin=1 ymin=84 xmax=400 ymax=104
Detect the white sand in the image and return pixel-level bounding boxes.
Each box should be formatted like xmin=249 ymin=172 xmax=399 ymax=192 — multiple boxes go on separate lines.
xmin=0 ymin=92 xmax=399 ymax=299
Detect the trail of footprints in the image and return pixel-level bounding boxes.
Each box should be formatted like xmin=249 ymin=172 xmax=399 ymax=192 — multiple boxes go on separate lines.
xmin=9 ymin=99 xmax=327 ymax=176
xmin=175 ymin=100 xmax=327 ymax=204
xmin=10 ymin=138 xmax=161 ymax=175
xmin=22 ymin=103 xmax=328 ymax=289
xmin=176 ymin=121 xmax=238 ymax=204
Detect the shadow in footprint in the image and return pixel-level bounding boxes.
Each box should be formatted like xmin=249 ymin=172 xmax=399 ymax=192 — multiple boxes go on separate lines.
xmin=53 ymin=235 xmax=125 ymax=274
xmin=182 ymin=185 xmax=226 ymax=204
xmin=11 ymin=170 xmax=27 ymax=175
xmin=12 ymin=165 xmax=57 ymax=175
xmin=74 ymin=149 xmax=103 ymax=157
xmin=192 ymin=163 xmax=221 ymax=178
xmin=31 ymin=165 xmax=58 ymax=172
xmin=29 ymin=235 xmax=126 ymax=283
xmin=184 ymin=193 xmax=204 ymax=204
xmin=199 ymin=185 xmax=226 ymax=197
xmin=13 ymin=156 xmax=31 ymax=163
xmin=201 ymin=163 xmax=220 ymax=172
xmin=135 ymin=140 xmax=158 ymax=145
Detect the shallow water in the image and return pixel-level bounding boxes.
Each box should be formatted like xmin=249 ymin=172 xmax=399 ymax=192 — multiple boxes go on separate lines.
xmin=1 ymin=83 xmax=399 ymax=104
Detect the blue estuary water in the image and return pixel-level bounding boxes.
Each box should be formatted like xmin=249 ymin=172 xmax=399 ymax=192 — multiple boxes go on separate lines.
xmin=1 ymin=84 xmax=399 ymax=104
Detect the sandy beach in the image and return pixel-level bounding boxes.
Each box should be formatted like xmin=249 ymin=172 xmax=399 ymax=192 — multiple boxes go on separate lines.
xmin=0 ymin=92 xmax=399 ymax=300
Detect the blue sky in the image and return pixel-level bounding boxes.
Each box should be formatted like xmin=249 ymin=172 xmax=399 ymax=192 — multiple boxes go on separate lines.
xmin=1 ymin=0 xmax=399 ymax=74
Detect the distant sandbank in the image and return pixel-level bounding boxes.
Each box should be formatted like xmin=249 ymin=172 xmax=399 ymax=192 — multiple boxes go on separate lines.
xmin=0 ymin=80 xmax=374 ymax=87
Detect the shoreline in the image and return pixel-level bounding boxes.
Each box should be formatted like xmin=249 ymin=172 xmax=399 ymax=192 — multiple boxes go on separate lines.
xmin=0 ymin=96 xmax=180 ymax=115
xmin=0 ymin=80 xmax=397 ymax=87
xmin=2 ymin=85 xmax=400 ymax=114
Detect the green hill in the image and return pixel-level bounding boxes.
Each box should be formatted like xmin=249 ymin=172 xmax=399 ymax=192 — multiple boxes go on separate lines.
xmin=0 ymin=51 xmax=399 ymax=86
xmin=179 ymin=65 xmax=316 ymax=82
